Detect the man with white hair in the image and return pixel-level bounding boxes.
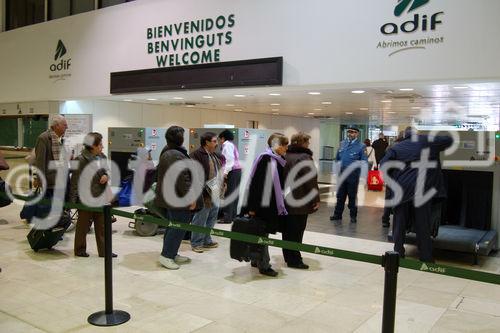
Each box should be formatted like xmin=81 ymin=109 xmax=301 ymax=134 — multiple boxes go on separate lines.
xmin=33 ymin=115 xmax=68 ymax=192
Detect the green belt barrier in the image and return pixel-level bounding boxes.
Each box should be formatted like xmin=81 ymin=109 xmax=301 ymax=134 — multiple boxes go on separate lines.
xmin=111 ymin=208 xmax=500 ymax=285
xmin=1 ymin=190 xmax=499 ymax=285
xmin=3 ymin=156 xmax=28 ymax=160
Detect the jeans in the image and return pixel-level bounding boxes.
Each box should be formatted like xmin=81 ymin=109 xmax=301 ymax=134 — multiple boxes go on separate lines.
xmin=161 ymin=209 xmax=193 ymax=259
xmin=333 ymin=177 xmax=360 ymax=219
xmin=191 ymin=204 xmax=219 ymax=247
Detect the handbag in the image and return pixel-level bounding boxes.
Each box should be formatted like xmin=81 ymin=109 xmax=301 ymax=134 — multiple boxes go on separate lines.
xmin=0 ymin=179 xmax=13 ymax=208
xmin=0 ymin=152 xmax=9 ymax=170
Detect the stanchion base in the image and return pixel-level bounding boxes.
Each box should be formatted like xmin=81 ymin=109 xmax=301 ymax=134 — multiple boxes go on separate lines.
xmin=88 ymin=310 xmax=130 ymax=326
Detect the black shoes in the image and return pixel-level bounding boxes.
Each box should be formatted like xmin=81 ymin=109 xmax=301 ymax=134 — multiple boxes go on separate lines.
xmin=75 ymin=252 xmax=89 ymax=257
xmin=287 ymin=262 xmax=309 ymax=270
xmin=251 ymin=262 xmax=257 ymax=268
xmin=350 ymin=217 xmax=357 ymax=224
xmin=330 ymin=215 xmax=341 ymax=221
xmin=259 ymin=267 xmax=278 ymax=277
xmin=99 ymin=253 xmax=118 ymax=258
xmin=382 ymin=220 xmax=390 ymax=228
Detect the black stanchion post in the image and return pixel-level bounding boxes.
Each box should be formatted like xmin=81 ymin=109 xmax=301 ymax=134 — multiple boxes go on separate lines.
xmin=88 ymin=205 xmax=130 ymax=326
xmin=381 ymin=251 xmax=399 ymax=333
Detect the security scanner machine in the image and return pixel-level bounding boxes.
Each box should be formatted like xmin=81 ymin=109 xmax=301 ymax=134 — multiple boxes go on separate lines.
xmin=188 ymin=127 xmax=277 ymax=166
xmin=390 ymin=131 xmax=500 ymax=264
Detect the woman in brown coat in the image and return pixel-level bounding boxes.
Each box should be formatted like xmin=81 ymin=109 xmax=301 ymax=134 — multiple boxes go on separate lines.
xmin=283 ymin=133 xmax=320 ymax=269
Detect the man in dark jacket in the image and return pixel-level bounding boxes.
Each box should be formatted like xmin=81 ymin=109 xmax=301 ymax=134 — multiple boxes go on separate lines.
xmin=189 ymin=132 xmax=225 ymax=253
xmin=155 ymin=126 xmax=204 ymax=270
xmin=380 ymin=127 xmax=452 ymax=262
xmin=372 ymin=133 xmax=389 ymax=167
xmin=283 ymin=133 xmax=320 ymax=269
xmin=33 ymin=115 xmax=68 ymax=191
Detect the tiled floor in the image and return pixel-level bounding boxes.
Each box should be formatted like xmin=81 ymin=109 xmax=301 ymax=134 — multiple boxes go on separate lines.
xmin=1 ymin=200 xmax=500 ymax=332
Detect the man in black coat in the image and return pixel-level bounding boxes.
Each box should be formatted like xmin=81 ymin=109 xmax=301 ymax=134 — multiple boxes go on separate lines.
xmin=372 ymin=133 xmax=389 ymax=167
xmin=380 ymin=127 xmax=452 ymax=262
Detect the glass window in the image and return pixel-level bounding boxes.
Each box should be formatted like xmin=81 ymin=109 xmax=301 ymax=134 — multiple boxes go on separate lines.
xmin=6 ymin=0 xmax=45 ymax=31
xmin=71 ymin=0 xmax=95 ymax=15
xmin=48 ymin=0 xmax=70 ymax=20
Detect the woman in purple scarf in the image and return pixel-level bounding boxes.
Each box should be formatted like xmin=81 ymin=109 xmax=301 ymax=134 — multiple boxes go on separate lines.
xmin=243 ymin=133 xmax=289 ymax=277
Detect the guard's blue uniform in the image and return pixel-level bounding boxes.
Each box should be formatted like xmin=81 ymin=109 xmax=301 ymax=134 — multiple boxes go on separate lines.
xmin=332 ymin=139 xmax=367 ymax=220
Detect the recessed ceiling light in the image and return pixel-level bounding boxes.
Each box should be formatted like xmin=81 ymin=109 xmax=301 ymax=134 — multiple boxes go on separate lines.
xmin=271 ymin=108 xmax=279 ymax=111
xmin=308 ymin=92 xmax=321 ymax=95
xmin=308 ymin=112 xmax=315 ymax=115
xmin=351 ymin=90 xmax=365 ymax=94
xmin=123 ymin=99 xmax=133 ymax=102
xmin=146 ymin=98 xmax=158 ymax=101
xmin=226 ymin=104 xmax=235 ymax=107
xmin=381 ymin=100 xmax=392 ymax=103
xmin=304 ymin=115 xmax=311 ymax=118
xmin=269 ymin=93 xmax=281 ymax=96
xmin=234 ymin=94 xmax=246 ymax=97
xmin=272 ymin=112 xmax=280 ymax=115
xmin=387 ymin=111 xmax=396 ymax=114
xmin=328 ymin=117 xmax=334 ymax=120
xmin=321 ymin=101 xmax=332 ymax=105
xmin=386 ymin=90 xmax=394 ymax=94
xmin=453 ymin=86 xmax=469 ymax=90
xmin=234 ymin=108 xmax=242 ymax=111
xmin=202 ymin=96 xmax=213 ymax=99
xmin=359 ymin=107 xmax=369 ymax=111
xmin=186 ymin=105 xmax=195 ymax=108
xmin=399 ymin=88 xmax=414 ymax=91
xmin=270 ymin=103 xmax=280 ymax=106
xmin=314 ymin=108 xmax=322 ymax=111
xmin=172 ymin=97 xmax=183 ymax=100
xmin=345 ymin=112 xmax=354 ymax=115
xmin=411 ymin=106 xmax=421 ymax=109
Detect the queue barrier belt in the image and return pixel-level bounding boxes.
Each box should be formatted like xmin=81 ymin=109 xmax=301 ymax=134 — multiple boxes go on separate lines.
xmin=2 ymin=191 xmax=500 ymax=286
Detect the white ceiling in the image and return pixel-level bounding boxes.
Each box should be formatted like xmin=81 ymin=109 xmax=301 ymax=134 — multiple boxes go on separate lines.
xmin=102 ymin=80 xmax=500 ymax=127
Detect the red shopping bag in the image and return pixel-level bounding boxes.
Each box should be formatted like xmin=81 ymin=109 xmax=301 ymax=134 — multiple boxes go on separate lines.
xmin=367 ymin=169 xmax=384 ymax=191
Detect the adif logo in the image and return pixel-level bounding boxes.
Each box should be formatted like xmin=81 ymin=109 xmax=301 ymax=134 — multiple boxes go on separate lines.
xmin=381 ymin=0 xmax=443 ymax=35
xmin=315 ymin=247 xmax=321 ymax=254
xmin=394 ymin=0 xmax=429 ymax=17
xmin=420 ymin=263 xmax=446 ymax=273
xmin=54 ymin=40 xmax=67 ymax=61
xmin=50 ymin=40 xmax=71 ymax=72
xmin=258 ymin=237 xmax=264 ymax=244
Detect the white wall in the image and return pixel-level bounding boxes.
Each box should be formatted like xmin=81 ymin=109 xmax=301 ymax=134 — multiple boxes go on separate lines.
xmin=1 ymin=0 xmax=500 ymax=102
xmin=59 ymin=100 xmax=321 ymax=159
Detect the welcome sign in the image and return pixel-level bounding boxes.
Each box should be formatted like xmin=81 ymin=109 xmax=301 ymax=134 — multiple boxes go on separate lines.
xmin=146 ymin=14 xmax=235 ymax=67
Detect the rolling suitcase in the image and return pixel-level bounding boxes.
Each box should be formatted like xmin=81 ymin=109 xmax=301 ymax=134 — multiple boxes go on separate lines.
xmin=27 ymin=212 xmax=71 ymax=252
xmin=230 ymin=216 xmax=266 ymax=262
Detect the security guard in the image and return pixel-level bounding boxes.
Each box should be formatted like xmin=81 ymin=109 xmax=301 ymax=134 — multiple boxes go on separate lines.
xmin=330 ymin=127 xmax=367 ymax=224
xmin=380 ymin=127 xmax=452 ymax=262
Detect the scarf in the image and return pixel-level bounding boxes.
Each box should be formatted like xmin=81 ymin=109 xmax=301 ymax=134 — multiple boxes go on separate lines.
xmin=248 ymin=148 xmax=288 ymax=215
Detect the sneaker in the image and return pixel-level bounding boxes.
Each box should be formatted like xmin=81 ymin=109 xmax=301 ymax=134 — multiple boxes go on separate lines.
xmin=329 ymin=215 xmax=341 ymax=221
xmin=159 ymin=256 xmax=179 ymax=270
xmin=259 ymin=267 xmax=278 ymax=277
xmin=203 ymin=242 xmax=219 ymax=249
xmin=174 ymin=254 xmax=191 ymax=263
xmin=192 ymin=246 xmax=204 ymax=253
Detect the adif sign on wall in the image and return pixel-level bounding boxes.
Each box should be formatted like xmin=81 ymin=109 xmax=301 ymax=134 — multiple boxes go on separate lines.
xmin=376 ymin=0 xmax=445 ymax=56
xmin=49 ymin=40 xmax=72 ymax=82
xmin=146 ymin=14 xmax=235 ymax=68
